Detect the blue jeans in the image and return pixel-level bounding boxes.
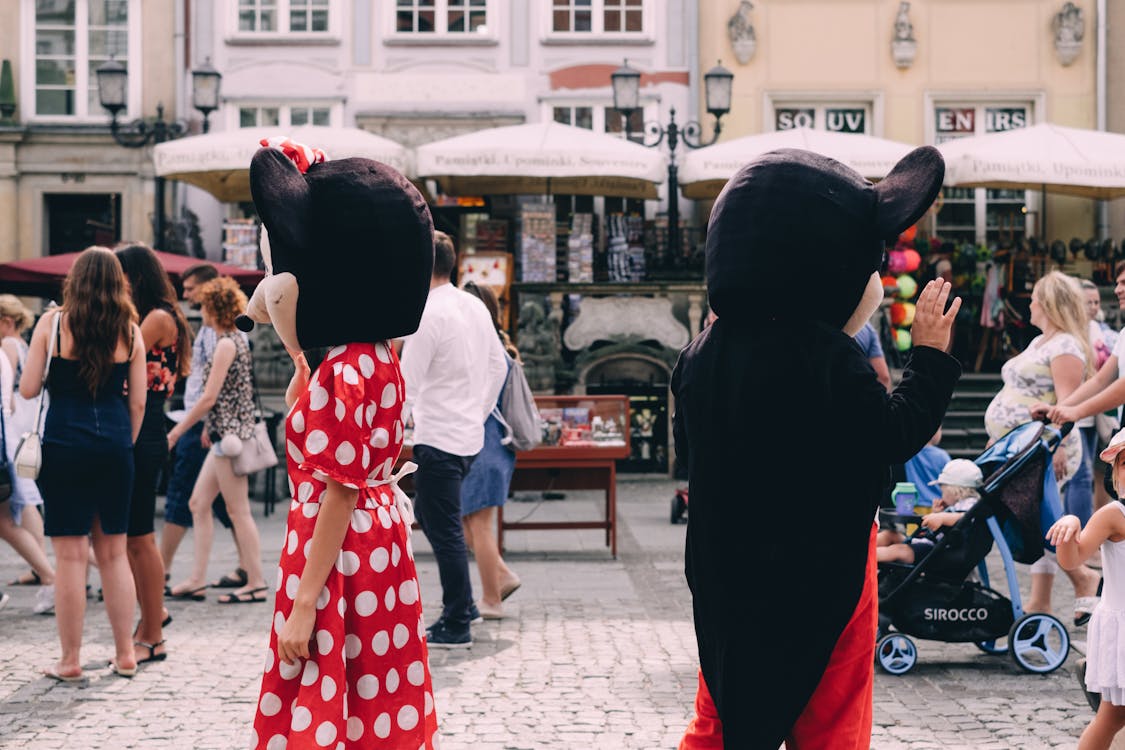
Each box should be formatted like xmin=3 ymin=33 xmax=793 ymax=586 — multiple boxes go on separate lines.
xmin=413 ymin=444 xmax=476 ymax=630
xmin=163 ymin=421 xmax=233 ymax=529
xmin=1064 ymin=426 xmax=1096 ymax=526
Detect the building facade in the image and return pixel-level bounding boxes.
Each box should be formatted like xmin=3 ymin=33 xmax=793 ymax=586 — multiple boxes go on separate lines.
xmin=0 ymin=0 xmax=184 ymax=262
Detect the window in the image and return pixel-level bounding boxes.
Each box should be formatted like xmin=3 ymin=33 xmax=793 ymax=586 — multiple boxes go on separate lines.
xmin=553 ymin=105 xmax=593 ymax=131
xmin=238 ymin=105 xmax=333 ymax=128
xmin=30 ymin=0 xmax=133 ymax=118
xmin=237 ymin=0 xmax=331 ymax=34
xmin=552 ymin=105 xmax=642 ymax=143
xmin=933 ymin=104 xmax=1031 ymax=245
xmin=395 ymin=0 xmax=487 ymax=34
xmin=551 ymin=0 xmax=644 ymax=34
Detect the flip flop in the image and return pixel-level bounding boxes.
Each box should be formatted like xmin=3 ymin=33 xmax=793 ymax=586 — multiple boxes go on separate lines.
xmin=500 ymin=580 xmax=521 ymax=602
xmin=166 ymin=585 xmax=208 ymax=601
xmin=10 ymin=571 xmax=41 ymax=586
xmin=135 ymin=640 xmax=167 ymax=665
xmin=1075 ymin=595 xmax=1100 ymax=627
xmin=210 ymin=568 xmax=248 ymax=589
xmin=43 ymin=668 xmax=85 ymax=683
xmin=108 ymin=661 xmax=137 ymax=678
xmin=217 ymin=586 xmax=269 ymax=604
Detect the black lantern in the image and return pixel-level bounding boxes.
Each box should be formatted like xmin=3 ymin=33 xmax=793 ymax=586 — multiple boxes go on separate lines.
xmin=191 ymin=58 xmax=222 ymax=133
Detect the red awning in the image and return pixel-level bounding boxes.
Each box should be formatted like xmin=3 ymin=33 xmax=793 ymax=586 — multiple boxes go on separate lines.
xmin=0 ymin=251 xmax=263 ymax=299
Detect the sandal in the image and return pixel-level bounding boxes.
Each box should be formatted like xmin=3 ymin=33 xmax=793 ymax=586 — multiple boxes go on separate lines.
xmin=1075 ymin=595 xmax=1100 ymax=627
xmin=133 ymin=612 xmax=173 ymax=639
xmin=217 ymin=586 xmax=269 ymax=604
xmin=10 ymin=571 xmax=41 ymax=586
xmin=135 ymin=640 xmax=167 ymax=665
xmin=210 ymin=568 xmax=248 ymax=589
xmin=43 ymin=667 xmax=85 ymax=683
xmin=108 ymin=660 xmax=137 ymax=678
xmin=166 ymin=585 xmax=208 ymax=601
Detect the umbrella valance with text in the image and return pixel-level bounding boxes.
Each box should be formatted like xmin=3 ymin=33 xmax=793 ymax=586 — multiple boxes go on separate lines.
xmin=678 ymin=127 xmax=915 ymax=199
xmin=415 ymin=121 xmax=666 ymax=199
xmin=938 ymin=123 xmax=1125 ymax=199
xmin=154 ymin=126 xmax=411 ymax=202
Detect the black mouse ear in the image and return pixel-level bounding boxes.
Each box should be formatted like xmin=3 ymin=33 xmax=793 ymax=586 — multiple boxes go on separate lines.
xmin=249 ymin=148 xmax=312 ymax=272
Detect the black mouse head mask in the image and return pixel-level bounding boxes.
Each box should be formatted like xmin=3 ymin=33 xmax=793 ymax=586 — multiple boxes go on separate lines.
xmin=237 ymin=137 xmax=434 ymax=352
xmin=705 ymin=146 xmax=945 ymax=329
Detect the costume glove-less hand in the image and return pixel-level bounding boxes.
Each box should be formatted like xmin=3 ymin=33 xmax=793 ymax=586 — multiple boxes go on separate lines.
xmin=910 ymin=280 xmax=961 ymax=352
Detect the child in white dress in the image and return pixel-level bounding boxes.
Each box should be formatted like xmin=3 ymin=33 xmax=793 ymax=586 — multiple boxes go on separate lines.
xmin=1047 ymin=427 xmax=1125 ymax=749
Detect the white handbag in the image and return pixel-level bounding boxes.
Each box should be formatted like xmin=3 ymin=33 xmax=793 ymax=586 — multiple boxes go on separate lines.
xmin=14 ymin=313 xmax=59 ymax=480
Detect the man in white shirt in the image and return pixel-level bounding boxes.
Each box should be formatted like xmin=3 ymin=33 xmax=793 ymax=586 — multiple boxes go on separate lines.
xmin=401 ymin=231 xmax=508 ymax=648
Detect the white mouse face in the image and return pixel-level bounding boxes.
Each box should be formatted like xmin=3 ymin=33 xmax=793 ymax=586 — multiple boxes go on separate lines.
xmin=259 ymin=226 xmax=274 ymax=275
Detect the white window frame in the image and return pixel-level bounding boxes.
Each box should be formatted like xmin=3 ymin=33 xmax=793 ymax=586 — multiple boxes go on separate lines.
xmin=924 ymin=92 xmax=1045 ymax=244
xmin=229 ymin=101 xmax=341 ymax=130
xmin=21 ymin=0 xmax=143 ymax=123
xmin=227 ymin=0 xmax=341 ymax=43
xmin=543 ymin=0 xmax=653 ymax=43
xmin=763 ymin=91 xmax=883 ymax=136
xmin=384 ymin=0 xmax=498 ymax=43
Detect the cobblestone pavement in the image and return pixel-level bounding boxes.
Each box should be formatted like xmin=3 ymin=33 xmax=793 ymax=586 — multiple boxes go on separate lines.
xmin=0 ymin=477 xmax=1105 ymax=749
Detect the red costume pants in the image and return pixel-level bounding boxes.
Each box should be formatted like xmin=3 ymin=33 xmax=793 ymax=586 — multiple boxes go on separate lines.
xmin=680 ymin=523 xmax=878 ymax=750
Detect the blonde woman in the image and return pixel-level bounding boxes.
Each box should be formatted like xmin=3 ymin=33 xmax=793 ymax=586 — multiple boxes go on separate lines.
xmin=0 ymin=295 xmax=52 ymax=595
xmin=984 ymin=271 xmax=1101 ymax=622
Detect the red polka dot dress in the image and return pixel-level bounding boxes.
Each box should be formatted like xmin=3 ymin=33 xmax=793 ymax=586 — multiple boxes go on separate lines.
xmin=251 ymin=343 xmax=438 ymax=750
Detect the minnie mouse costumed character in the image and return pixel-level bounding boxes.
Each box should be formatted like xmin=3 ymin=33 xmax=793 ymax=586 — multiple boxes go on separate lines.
xmin=673 ymin=147 xmax=962 ymax=748
xmin=239 ymin=138 xmax=438 ymax=749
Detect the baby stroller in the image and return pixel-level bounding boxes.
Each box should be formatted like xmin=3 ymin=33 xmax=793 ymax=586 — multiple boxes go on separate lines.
xmin=875 ymin=420 xmax=1071 ymax=676
xmin=670 ymin=487 xmax=689 ymax=524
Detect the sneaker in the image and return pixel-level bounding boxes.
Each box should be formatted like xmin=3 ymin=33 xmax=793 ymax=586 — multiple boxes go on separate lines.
xmin=33 ymin=585 xmax=55 ymax=615
xmin=468 ymin=603 xmax=483 ymax=625
xmin=425 ymin=617 xmax=471 ymax=649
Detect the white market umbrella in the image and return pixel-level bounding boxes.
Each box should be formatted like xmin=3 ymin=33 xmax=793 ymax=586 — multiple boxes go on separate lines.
xmin=153 ymin=126 xmax=411 ymax=202
xmin=415 ymin=121 xmax=666 ymax=199
xmin=678 ymin=127 xmax=915 ymax=199
xmin=938 ymin=122 xmax=1125 ymax=199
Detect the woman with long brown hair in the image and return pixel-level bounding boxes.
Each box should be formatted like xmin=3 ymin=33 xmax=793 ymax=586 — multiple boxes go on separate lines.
xmin=21 ymin=246 xmax=147 ymax=680
xmin=115 ymin=242 xmax=193 ymax=665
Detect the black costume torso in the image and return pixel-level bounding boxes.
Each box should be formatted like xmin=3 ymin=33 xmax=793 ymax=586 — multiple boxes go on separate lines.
xmin=672 ymin=318 xmax=961 ymax=748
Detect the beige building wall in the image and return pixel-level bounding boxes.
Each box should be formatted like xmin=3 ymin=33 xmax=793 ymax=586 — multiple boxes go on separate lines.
xmin=0 ymin=2 xmax=178 ymax=263
xmin=1107 ymin=0 xmax=1125 ymax=242
xmin=700 ymin=0 xmax=1098 ymax=242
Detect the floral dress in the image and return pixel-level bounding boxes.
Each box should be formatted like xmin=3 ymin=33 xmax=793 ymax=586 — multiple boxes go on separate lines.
xmin=251 ymin=343 xmax=438 ymax=750
xmin=984 ymin=332 xmax=1086 ymax=481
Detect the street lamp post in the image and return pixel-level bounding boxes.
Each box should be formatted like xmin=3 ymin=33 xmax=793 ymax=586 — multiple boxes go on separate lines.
xmin=611 ymin=60 xmax=733 ymax=263
xmin=96 ymin=58 xmax=222 ymax=248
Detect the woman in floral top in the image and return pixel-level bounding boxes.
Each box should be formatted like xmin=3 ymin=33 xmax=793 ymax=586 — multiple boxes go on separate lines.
xmin=984 ymin=271 xmax=1102 ymax=621
xmin=166 ymin=277 xmax=267 ymax=605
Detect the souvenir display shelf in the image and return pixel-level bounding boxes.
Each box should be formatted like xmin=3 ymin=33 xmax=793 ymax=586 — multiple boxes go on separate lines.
xmin=498 ymin=395 xmax=630 ymax=557
xmin=398 ymin=395 xmax=629 ymax=557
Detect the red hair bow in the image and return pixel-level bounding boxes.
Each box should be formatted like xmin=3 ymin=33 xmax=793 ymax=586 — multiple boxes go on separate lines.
xmin=259 ymin=136 xmax=328 ymax=174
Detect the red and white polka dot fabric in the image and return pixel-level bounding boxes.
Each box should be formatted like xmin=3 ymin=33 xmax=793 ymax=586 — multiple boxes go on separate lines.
xmin=251 ymin=343 xmax=438 ymax=750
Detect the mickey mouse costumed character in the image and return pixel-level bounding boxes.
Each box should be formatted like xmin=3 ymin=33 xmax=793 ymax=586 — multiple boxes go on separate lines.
xmin=240 ymin=139 xmax=439 ymax=749
xmin=673 ymin=147 xmax=962 ymax=749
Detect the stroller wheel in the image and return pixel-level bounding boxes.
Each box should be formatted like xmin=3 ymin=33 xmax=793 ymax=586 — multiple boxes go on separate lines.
xmin=974 ymin=638 xmax=1008 ymax=655
xmin=875 ymin=632 xmax=918 ymax=675
xmin=1008 ymin=613 xmax=1070 ymax=674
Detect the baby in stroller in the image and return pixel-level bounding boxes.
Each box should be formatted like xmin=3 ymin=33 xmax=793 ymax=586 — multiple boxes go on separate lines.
xmin=877 ymin=459 xmax=983 ymax=567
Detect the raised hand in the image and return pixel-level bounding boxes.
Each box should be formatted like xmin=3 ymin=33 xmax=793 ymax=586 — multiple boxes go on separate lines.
xmin=910 ymin=280 xmax=961 ymax=352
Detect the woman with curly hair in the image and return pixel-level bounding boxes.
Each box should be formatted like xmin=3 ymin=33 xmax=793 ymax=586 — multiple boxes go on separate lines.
xmin=115 ymin=243 xmax=193 ymax=664
xmin=165 ymin=276 xmax=267 ymax=605
xmin=21 ymin=246 xmax=147 ymax=680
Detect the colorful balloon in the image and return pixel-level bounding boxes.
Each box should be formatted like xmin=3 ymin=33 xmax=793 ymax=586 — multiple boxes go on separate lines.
xmin=887 ymin=250 xmax=908 ymax=274
xmin=902 ymin=249 xmax=921 ymax=273
xmin=900 ymin=302 xmax=916 ymax=327
xmin=895 ymin=274 xmax=918 ymax=299
xmin=899 ymin=225 xmax=918 ymax=244
xmin=893 ymin=328 xmax=912 ymax=351
xmin=890 ymin=302 xmax=907 ymax=327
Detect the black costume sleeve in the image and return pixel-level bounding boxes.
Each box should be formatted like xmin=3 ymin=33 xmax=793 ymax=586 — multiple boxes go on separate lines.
xmin=671 ymin=355 xmax=688 ymax=474
xmin=835 ymin=343 xmax=962 ymax=463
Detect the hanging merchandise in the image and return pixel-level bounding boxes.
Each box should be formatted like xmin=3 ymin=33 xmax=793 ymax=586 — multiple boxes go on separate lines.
xmin=222 ymin=219 xmax=260 ymax=269
xmin=626 ymin=215 xmax=646 ymax=282
xmin=519 ymin=203 xmax=556 ymax=282
xmin=606 ymin=214 xmax=629 ymax=282
xmin=567 ymin=213 xmax=594 ymax=283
